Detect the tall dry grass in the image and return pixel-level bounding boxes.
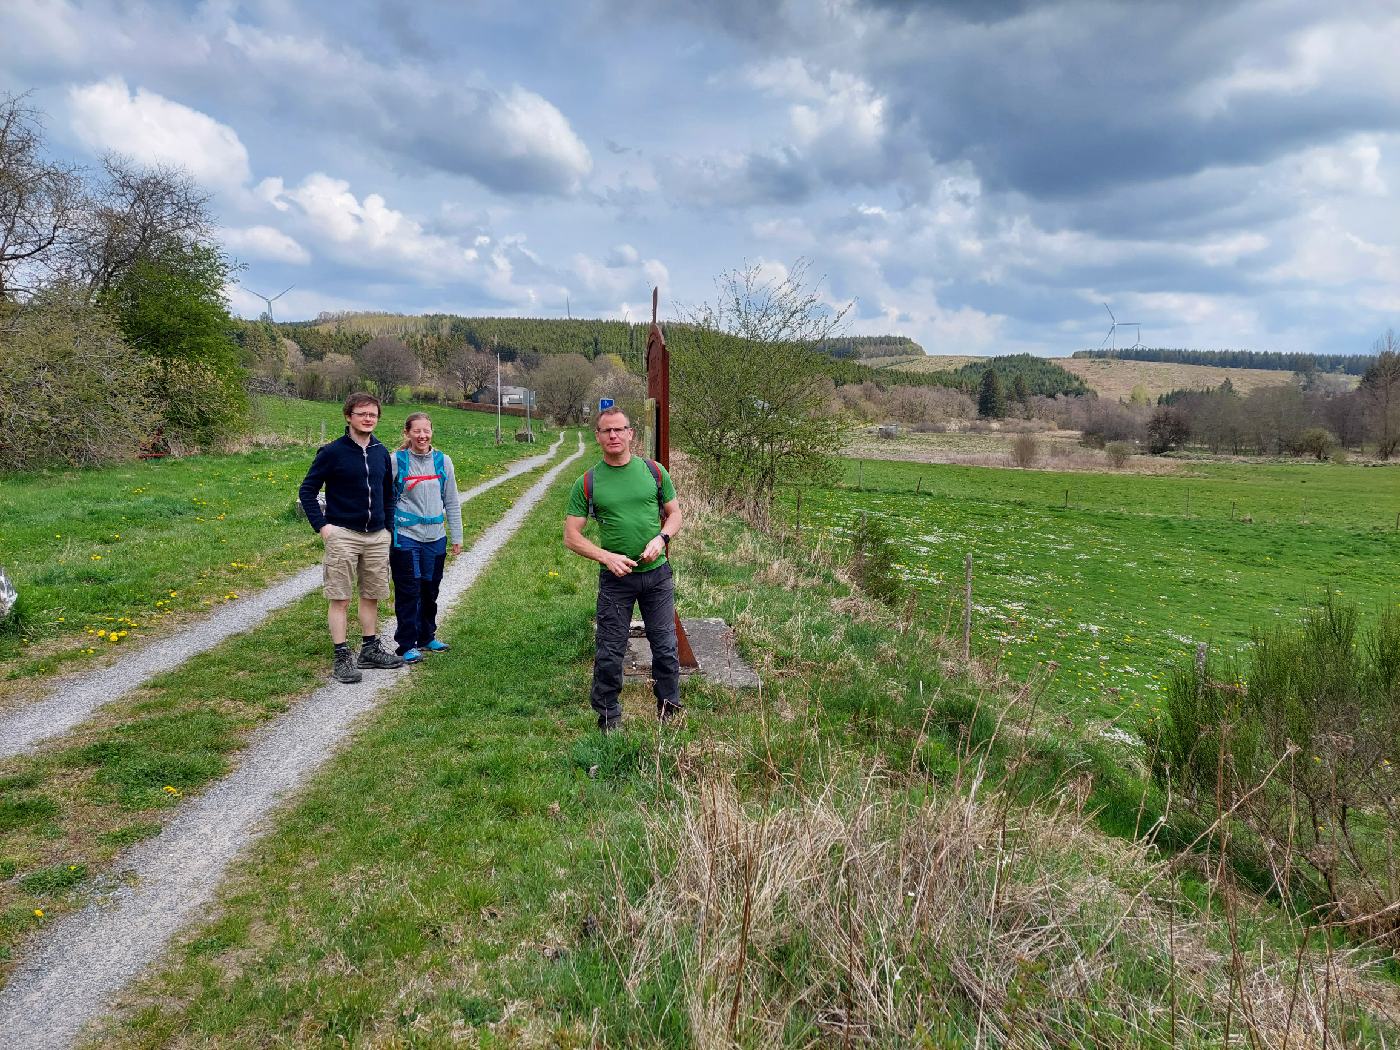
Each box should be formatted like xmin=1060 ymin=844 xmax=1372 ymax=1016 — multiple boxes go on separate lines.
xmin=602 ymin=765 xmax=1400 ymax=1048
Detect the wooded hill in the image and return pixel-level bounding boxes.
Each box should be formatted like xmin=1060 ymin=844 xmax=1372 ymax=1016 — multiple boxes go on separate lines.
xmin=1074 ymin=347 xmax=1377 ymax=376
xmin=272 ymin=313 xmax=1090 ymax=398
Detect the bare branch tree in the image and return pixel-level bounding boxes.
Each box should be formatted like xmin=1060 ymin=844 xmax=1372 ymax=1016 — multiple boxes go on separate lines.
xmin=442 ymin=344 xmax=497 ymax=401
xmin=0 ymin=93 xmax=83 ymax=299
xmin=68 ymin=153 xmax=213 ymax=297
xmin=356 ymin=336 xmax=418 ymax=404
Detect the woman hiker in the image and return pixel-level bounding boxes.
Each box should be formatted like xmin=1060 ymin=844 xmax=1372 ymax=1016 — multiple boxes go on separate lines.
xmin=390 ymin=413 xmax=463 ymax=663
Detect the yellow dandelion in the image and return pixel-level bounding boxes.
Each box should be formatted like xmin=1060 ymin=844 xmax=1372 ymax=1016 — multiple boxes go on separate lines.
xmin=34 ymin=909 xmax=44 ymax=918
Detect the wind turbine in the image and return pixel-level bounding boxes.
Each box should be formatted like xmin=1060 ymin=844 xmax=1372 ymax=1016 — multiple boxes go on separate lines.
xmin=244 ymin=283 xmax=295 ymax=323
xmin=1100 ymin=303 xmax=1141 ymax=351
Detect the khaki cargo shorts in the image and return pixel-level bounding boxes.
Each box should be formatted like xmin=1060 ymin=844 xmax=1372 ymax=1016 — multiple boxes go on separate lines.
xmin=322 ymin=526 xmax=391 ymax=601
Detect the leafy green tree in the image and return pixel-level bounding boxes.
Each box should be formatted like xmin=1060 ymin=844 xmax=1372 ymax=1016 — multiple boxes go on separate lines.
xmin=977 ymin=368 xmax=1006 ymax=418
xmin=1011 ymin=372 xmax=1030 ymax=406
xmin=103 ymin=240 xmax=247 ymax=448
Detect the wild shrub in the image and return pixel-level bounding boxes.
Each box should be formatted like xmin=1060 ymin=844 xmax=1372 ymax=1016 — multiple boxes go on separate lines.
xmin=1010 ymin=432 xmax=1039 ymax=468
xmin=1104 ymin=440 xmax=1133 ymax=468
xmin=848 ymin=512 xmax=906 ymax=606
xmin=1149 ymin=600 xmax=1400 ymax=943
xmin=0 ymin=288 xmax=158 ymax=471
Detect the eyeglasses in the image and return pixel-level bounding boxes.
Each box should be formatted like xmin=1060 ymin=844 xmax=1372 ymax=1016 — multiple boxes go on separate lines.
xmin=597 ymin=426 xmax=632 ymax=435
xmin=350 ymin=412 xmax=379 ymax=419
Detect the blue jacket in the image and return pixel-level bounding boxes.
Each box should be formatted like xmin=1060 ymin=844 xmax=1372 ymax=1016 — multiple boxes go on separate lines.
xmin=298 ymin=429 xmax=396 ymax=534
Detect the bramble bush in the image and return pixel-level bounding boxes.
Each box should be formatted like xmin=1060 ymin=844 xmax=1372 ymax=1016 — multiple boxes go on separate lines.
xmin=0 ymin=287 xmax=158 ymax=471
xmin=1149 ymin=599 xmax=1400 ymax=943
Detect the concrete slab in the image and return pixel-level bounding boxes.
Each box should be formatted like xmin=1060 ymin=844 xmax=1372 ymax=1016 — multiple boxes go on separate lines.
xmin=624 ymin=617 xmax=761 ymax=689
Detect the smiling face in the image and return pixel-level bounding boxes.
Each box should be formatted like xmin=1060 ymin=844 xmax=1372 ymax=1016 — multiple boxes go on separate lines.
xmin=406 ymin=416 xmax=433 ymax=453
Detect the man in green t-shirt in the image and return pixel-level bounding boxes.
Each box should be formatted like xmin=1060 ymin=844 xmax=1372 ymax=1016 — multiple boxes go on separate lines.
xmin=564 ymin=407 xmax=684 ymax=732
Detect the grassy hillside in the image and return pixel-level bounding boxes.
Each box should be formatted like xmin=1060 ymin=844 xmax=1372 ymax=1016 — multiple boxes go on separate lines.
xmin=890 ymin=353 xmax=1315 ymax=400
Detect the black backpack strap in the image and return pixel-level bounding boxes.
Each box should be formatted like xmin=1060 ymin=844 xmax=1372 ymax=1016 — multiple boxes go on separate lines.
xmin=644 ymin=459 xmax=665 ymax=523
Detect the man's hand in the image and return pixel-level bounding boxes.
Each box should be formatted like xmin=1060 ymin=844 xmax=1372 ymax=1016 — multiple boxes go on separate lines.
xmin=318 ymin=524 xmax=335 ymax=540
xmin=638 ymin=535 xmax=666 ymax=564
xmin=450 ymin=542 xmax=462 ymax=557
xmin=601 ymin=551 xmax=638 ymax=577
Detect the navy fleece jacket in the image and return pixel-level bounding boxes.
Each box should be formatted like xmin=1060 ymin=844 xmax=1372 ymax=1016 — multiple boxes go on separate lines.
xmin=298 ymin=429 xmax=396 ymax=534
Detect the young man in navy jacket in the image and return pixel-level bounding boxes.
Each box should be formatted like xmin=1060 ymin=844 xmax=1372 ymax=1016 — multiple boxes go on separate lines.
xmin=298 ymin=392 xmax=405 ymax=683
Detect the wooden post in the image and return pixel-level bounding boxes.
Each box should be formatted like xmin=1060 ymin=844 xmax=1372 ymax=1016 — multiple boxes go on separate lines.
xmin=962 ymin=554 xmax=973 ymax=663
xmin=644 ymin=287 xmax=696 ymax=670
xmin=916 ymin=476 xmax=922 ymax=495
xmin=857 ymin=459 xmax=863 ymax=491
xmin=1231 ymin=500 xmax=1236 ymax=521
xmin=1394 ymin=510 xmax=1399 ymax=532
xmin=1063 ymin=489 xmax=1069 ymax=509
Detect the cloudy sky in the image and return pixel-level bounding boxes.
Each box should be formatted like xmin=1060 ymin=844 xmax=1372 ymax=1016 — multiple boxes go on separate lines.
xmin=4 ymin=0 xmax=1398 ymax=356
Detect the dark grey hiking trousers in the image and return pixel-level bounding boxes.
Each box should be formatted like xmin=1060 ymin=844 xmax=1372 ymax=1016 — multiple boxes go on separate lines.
xmin=590 ymin=562 xmax=679 ymax=727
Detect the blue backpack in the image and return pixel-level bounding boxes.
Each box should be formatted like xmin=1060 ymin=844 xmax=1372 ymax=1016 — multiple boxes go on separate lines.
xmin=392 ymin=448 xmax=447 ymax=545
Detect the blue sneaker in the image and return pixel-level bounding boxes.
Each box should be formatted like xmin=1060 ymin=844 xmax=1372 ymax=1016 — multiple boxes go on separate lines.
xmin=423 ymin=639 xmax=451 ymax=653
xmin=399 ymin=647 xmax=424 ymax=664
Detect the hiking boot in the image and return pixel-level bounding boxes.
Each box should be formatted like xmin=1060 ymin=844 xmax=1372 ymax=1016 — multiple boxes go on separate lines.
xmin=399 ymin=647 xmax=423 ymax=664
xmin=658 ymin=700 xmax=684 ymax=724
xmin=358 ymin=638 xmax=405 ymax=670
xmin=599 ymin=716 xmax=622 ymax=735
xmin=332 ymin=649 xmax=363 ymax=684
xmin=423 ymin=639 xmax=451 ymax=653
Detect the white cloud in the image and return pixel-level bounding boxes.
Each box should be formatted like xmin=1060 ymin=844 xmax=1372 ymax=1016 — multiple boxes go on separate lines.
xmin=222 ymin=21 xmax=591 ymax=195
xmin=268 ymin=173 xmax=470 ymax=277
xmin=221 ymin=224 xmax=310 ymax=264
xmin=67 ymin=77 xmax=251 ymax=188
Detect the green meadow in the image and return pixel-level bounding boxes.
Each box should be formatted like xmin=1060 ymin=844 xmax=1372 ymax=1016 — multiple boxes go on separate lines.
xmin=0 ymin=397 xmax=527 ymax=686
xmin=785 ymin=457 xmax=1400 ymax=728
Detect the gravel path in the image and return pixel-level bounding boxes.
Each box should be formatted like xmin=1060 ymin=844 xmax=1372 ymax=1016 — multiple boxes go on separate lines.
xmin=0 ymin=432 xmax=565 ymax=761
xmin=0 ymin=434 xmax=584 ymax=1050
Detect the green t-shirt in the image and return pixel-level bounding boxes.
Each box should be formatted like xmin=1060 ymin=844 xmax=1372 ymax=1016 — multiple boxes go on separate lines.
xmin=567 ymin=456 xmax=677 ymax=573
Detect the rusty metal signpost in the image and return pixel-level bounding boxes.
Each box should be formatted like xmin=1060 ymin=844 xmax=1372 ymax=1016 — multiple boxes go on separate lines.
xmin=644 ymin=287 xmax=699 ymax=670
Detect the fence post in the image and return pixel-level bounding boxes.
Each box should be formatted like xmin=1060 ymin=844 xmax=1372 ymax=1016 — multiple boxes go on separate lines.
xmin=1063 ymin=489 xmax=1069 ymax=509
xmin=962 ymin=554 xmax=973 ymax=663
xmin=916 ymin=476 xmax=922 ymax=495
xmin=857 ymin=459 xmax=863 ymax=491
xmin=1231 ymin=500 xmax=1236 ymax=521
